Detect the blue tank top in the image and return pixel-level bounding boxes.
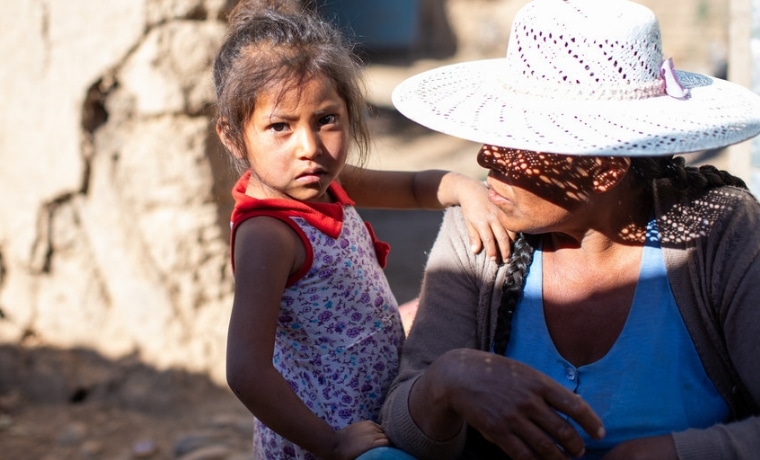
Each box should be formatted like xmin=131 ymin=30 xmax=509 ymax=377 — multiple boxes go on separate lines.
xmin=505 ymin=222 xmax=729 ymax=458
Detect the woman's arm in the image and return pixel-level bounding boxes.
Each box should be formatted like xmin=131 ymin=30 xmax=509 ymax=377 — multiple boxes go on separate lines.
xmin=380 ymin=209 xmax=486 ymax=458
xmin=380 ymin=209 xmax=603 ymax=460
xmin=668 ymin=189 xmax=760 ymax=459
xmin=339 ymin=165 xmax=512 ymax=262
xmin=227 ymin=217 xmax=387 ymax=459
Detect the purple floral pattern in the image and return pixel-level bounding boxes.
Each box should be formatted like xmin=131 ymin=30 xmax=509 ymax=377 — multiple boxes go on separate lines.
xmin=253 ymin=206 xmax=404 ymax=460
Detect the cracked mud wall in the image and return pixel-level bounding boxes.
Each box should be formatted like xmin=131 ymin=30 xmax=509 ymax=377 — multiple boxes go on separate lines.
xmin=0 ymin=0 xmax=238 ymax=385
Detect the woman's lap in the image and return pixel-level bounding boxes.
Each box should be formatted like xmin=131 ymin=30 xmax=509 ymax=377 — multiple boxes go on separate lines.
xmin=355 ymin=446 xmax=417 ymax=460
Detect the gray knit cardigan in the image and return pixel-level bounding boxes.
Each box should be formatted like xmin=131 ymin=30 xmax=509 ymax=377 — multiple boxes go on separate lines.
xmin=380 ymin=183 xmax=760 ymax=460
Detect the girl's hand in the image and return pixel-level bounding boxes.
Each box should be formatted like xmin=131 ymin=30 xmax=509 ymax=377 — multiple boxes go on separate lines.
xmin=455 ymin=177 xmax=514 ymax=263
xmin=331 ymin=421 xmax=389 ymax=460
xmin=338 ymin=166 xmax=514 ymax=261
xmin=601 ymin=435 xmax=677 ymax=460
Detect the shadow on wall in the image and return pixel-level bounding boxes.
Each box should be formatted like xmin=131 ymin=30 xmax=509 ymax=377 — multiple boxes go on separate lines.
xmin=0 ymin=345 xmax=226 ymax=410
xmin=0 ymin=345 xmax=251 ymax=459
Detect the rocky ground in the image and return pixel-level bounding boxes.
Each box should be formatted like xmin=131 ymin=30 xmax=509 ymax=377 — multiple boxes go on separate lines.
xmin=0 ymin=345 xmax=255 ymax=460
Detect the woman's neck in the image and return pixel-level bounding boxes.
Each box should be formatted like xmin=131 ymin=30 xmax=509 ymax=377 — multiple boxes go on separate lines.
xmin=548 ymin=183 xmax=651 ymax=252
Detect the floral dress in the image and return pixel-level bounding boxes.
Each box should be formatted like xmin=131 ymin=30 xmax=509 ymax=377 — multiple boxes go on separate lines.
xmin=230 ymin=172 xmax=404 ymax=460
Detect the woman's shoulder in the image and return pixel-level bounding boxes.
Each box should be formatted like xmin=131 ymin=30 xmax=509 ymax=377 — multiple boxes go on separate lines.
xmin=438 ymin=207 xmax=476 ymax=251
xmin=656 ymin=182 xmax=758 ymax=210
xmin=655 ymin=184 xmax=759 ymax=245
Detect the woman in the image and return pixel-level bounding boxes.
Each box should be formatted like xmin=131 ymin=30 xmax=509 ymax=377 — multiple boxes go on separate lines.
xmin=374 ymin=0 xmax=760 ymax=458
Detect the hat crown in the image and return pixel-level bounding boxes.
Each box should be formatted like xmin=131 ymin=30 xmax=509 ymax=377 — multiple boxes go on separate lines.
xmin=391 ymin=0 xmax=760 ymax=155
xmin=503 ymin=0 xmax=664 ymax=100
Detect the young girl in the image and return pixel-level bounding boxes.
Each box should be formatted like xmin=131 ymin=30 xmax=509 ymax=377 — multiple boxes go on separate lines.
xmin=213 ymin=2 xmax=511 ymax=459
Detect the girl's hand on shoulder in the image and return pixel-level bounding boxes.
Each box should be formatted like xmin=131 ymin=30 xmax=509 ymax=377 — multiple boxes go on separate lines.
xmin=602 ymin=434 xmax=677 ymax=460
xmin=455 ymin=176 xmax=514 ymax=263
xmin=330 ymin=421 xmax=389 ymax=460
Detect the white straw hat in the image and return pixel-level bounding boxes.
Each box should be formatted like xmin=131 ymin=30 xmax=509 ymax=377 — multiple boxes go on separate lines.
xmin=392 ymin=0 xmax=760 ymax=156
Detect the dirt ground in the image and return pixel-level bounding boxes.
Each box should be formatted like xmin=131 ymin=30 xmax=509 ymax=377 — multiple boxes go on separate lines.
xmin=0 ymin=345 xmax=257 ymax=460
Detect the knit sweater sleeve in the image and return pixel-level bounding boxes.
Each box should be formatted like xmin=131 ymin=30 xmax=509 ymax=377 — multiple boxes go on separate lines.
xmin=380 ymin=208 xmax=498 ymax=460
xmin=660 ymin=185 xmax=760 ymax=459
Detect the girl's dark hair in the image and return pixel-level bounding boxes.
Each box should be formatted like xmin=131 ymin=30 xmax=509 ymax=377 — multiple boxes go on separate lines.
xmin=213 ymin=0 xmax=370 ymax=174
xmin=492 ymin=154 xmax=748 ymax=354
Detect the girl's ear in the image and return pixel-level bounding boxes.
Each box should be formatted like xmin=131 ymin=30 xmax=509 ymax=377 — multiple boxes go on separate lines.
xmin=594 ymin=157 xmax=631 ymax=193
xmin=216 ymin=119 xmax=246 ymax=159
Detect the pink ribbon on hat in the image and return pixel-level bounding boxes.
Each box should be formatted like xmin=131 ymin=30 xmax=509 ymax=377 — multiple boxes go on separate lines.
xmin=660 ymin=58 xmax=691 ymax=100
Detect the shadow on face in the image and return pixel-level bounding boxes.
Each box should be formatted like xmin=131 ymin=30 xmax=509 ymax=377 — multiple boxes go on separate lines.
xmin=476 ymin=145 xmax=623 ymax=208
xmin=477 ymin=145 xmax=751 ymax=248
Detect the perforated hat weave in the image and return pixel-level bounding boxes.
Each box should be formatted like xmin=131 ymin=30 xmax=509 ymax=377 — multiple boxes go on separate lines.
xmin=392 ymin=0 xmax=760 ymax=156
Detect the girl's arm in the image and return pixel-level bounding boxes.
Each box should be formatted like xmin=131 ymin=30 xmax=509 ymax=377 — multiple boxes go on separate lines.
xmin=227 ymin=217 xmax=387 ymax=459
xmin=339 ymin=165 xmax=513 ymax=262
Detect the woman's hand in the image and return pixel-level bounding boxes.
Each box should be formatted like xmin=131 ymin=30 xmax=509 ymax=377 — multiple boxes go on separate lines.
xmin=602 ymin=435 xmax=677 ymax=460
xmin=412 ymin=349 xmax=605 ymax=460
xmin=330 ymin=420 xmax=389 ymax=460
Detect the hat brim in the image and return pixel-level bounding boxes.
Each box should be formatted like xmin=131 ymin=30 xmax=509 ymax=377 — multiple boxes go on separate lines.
xmin=392 ymin=59 xmax=760 ymax=156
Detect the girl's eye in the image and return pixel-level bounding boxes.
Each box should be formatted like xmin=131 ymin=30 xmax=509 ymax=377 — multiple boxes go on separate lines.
xmin=270 ymin=122 xmax=288 ymax=132
xmin=318 ymin=114 xmax=337 ymax=126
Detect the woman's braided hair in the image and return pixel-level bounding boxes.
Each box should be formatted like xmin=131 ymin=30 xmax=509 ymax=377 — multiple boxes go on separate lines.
xmin=491 ymin=155 xmax=747 ymax=355
xmin=493 ymin=233 xmax=537 ymax=355
xmin=629 ymin=155 xmax=748 ymax=191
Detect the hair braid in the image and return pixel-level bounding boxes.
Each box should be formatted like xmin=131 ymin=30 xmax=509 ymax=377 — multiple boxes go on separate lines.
xmin=630 ymin=156 xmax=748 ymax=191
xmin=493 ymin=233 xmax=536 ymax=355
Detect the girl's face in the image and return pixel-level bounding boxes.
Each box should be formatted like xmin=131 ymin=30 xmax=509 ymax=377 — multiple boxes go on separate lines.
xmin=241 ymin=75 xmax=350 ymax=203
xmin=477 ymin=145 xmax=620 ymax=234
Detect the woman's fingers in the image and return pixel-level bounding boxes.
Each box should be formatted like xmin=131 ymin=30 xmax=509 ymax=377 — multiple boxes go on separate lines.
xmin=527 ymin=402 xmax=588 ymax=458
xmin=544 ymin=390 xmax=605 ymax=441
xmin=478 ymin=395 xmax=589 ymax=459
xmin=443 ymin=352 xmax=603 ymax=459
xmin=486 ymin=431 xmax=541 ymax=460
xmin=484 ymin=423 xmax=569 ymax=460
